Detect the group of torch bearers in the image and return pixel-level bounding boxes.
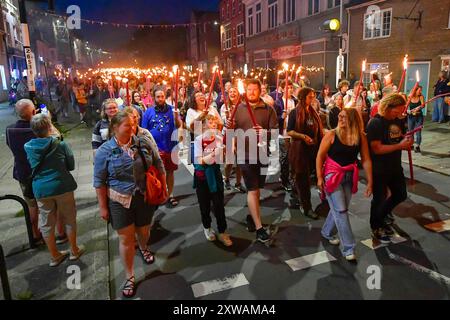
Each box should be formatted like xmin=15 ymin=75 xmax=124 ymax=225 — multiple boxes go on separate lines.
xmin=59 ymin=56 xmax=450 ymax=297
xmin=77 ymin=57 xmax=446 ymax=252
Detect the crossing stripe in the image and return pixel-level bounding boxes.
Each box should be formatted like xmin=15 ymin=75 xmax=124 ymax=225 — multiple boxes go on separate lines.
xmin=424 ymin=219 xmax=450 ymax=233
xmin=386 ymin=249 xmax=450 ymax=286
xmin=285 ymin=251 xmax=337 ymax=272
xmin=360 ymin=236 xmax=407 ymax=250
xmin=191 ymin=273 xmax=249 ymax=298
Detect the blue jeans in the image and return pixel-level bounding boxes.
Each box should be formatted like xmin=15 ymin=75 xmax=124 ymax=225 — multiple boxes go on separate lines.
xmin=407 ymin=115 xmax=424 ymax=146
xmin=432 ymin=97 xmax=447 ymax=122
xmin=321 ymin=171 xmax=356 ymax=256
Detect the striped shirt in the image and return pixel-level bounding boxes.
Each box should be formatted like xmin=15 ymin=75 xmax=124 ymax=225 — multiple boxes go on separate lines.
xmin=92 ymin=119 xmax=110 ymax=150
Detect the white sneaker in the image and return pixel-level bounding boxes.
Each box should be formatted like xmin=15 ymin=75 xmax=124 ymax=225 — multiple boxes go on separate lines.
xmin=204 ymin=228 xmax=216 ymax=241
xmin=328 ymin=236 xmax=340 ymax=245
xmin=345 ymin=254 xmax=356 ymax=261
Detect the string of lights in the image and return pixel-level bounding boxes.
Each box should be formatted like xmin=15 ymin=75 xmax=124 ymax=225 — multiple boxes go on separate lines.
xmin=28 ymin=9 xmax=219 ymax=29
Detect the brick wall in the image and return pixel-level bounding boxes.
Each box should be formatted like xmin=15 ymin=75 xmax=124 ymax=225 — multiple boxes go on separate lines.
xmin=348 ymin=0 xmax=450 ymax=97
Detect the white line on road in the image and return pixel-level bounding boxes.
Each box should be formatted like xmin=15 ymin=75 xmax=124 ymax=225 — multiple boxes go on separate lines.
xmin=386 ymin=248 xmax=450 ymax=286
xmin=191 ymin=273 xmax=249 ymax=298
xmin=424 ymin=219 xmax=450 ymax=233
xmin=285 ymin=251 xmax=337 ymax=272
xmin=180 ymin=158 xmax=194 ymax=175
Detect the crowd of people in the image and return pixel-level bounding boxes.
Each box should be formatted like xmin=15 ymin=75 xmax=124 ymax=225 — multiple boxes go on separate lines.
xmin=5 ymin=67 xmax=450 ymax=298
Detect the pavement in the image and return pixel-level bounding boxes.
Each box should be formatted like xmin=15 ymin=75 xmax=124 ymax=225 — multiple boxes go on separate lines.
xmin=401 ymin=116 xmax=450 ymax=176
xmin=0 ymin=101 xmax=449 ymax=300
xmin=0 ymin=103 xmax=109 ymax=300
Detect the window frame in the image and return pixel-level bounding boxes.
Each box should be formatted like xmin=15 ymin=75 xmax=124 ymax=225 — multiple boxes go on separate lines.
xmin=308 ymin=0 xmax=320 ymax=17
xmin=284 ymin=0 xmax=296 ymax=23
xmin=363 ymin=8 xmax=393 ymax=40
xmin=268 ymin=0 xmax=278 ymax=30
xmin=327 ymin=0 xmax=341 ymax=9
xmin=224 ymin=24 xmax=232 ymax=50
xmin=448 ymin=10 xmax=450 ymax=28
xmin=237 ymin=22 xmax=245 ymax=47
xmin=248 ymin=7 xmax=254 ymax=36
xmin=256 ymin=2 xmax=262 ymax=33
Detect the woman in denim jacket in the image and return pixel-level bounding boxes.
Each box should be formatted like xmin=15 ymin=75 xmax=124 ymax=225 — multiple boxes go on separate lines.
xmin=94 ymin=111 xmax=165 ymax=298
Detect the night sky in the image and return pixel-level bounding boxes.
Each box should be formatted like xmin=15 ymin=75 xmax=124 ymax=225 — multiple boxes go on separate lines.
xmin=37 ymin=0 xmax=220 ymax=50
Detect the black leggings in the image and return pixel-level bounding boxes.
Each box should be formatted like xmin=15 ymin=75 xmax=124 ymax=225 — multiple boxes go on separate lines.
xmin=370 ymin=170 xmax=407 ymax=230
xmin=294 ymin=172 xmax=312 ymax=212
xmin=195 ymin=180 xmax=227 ymax=233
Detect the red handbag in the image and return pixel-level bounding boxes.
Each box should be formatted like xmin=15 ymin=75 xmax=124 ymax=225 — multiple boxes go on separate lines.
xmin=136 ymin=140 xmax=168 ymax=205
xmin=144 ymin=165 xmax=168 ymax=205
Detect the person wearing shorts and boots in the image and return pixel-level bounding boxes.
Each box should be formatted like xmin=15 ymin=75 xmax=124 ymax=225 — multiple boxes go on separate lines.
xmin=228 ymin=79 xmax=278 ymax=243
xmin=142 ymin=89 xmax=182 ymax=207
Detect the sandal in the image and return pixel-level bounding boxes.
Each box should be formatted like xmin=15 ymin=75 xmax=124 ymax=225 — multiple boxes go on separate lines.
xmin=168 ymin=197 xmax=179 ymax=207
xmin=122 ymin=276 xmax=136 ymax=298
xmin=139 ymin=248 xmax=155 ymax=264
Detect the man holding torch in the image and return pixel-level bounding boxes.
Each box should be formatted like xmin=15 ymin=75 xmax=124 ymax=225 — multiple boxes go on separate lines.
xmin=227 ymin=79 xmax=278 ymax=243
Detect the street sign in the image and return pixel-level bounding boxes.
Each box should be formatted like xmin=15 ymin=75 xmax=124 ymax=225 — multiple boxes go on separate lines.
xmin=341 ymin=33 xmax=349 ymax=54
xmin=24 ymin=47 xmax=36 ymax=91
xmin=336 ymin=52 xmax=345 ymax=88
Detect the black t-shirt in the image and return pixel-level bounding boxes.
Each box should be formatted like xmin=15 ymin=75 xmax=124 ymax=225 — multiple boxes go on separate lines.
xmin=287 ymin=108 xmax=319 ymax=143
xmin=366 ymin=114 xmax=407 ymax=174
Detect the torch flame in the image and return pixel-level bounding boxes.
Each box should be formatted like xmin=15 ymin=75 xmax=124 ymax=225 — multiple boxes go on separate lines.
xmin=172 ymin=65 xmax=179 ymax=73
xmin=122 ymin=78 xmax=128 ymax=83
xmin=403 ymin=55 xmax=408 ymax=70
xmin=237 ymin=79 xmax=245 ymax=95
xmin=282 ymin=63 xmax=289 ymax=71
xmin=362 ymin=60 xmax=367 ymax=72
xmin=416 ymin=70 xmax=420 ymax=82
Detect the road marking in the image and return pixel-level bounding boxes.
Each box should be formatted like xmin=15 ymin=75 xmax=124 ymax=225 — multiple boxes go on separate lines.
xmin=386 ymin=249 xmax=450 ymax=286
xmin=424 ymin=219 xmax=450 ymax=233
xmin=180 ymin=158 xmax=194 ymax=175
xmin=361 ymin=236 xmax=407 ymax=250
xmin=191 ymin=273 xmax=249 ymax=298
xmin=285 ymin=251 xmax=337 ymax=272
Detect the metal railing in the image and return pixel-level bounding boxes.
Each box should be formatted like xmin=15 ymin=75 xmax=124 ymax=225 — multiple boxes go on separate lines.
xmin=0 ymin=194 xmax=37 ymax=252
xmin=0 ymin=244 xmax=12 ymax=300
xmin=0 ymin=194 xmax=39 ymax=300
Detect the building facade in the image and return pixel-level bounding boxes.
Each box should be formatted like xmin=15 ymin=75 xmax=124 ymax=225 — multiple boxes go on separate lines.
xmin=219 ymin=0 xmax=246 ymax=76
xmin=187 ymin=11 xmax=221 ymax=76
xmin=0 ymin=8 xmax=9 ymax=101
xmin=243 ymin=0 xmax=349 ymax=89
xmin=1 ymin=0 xmax=25 ymax=83
xmin=347 ymin=0 xmax=450 ymax=107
